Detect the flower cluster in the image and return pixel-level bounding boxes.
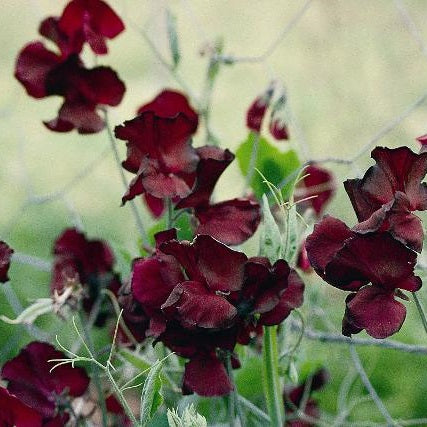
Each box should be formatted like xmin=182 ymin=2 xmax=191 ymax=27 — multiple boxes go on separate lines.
xmin=15 ymin=0 xmax=125 ymax=133
xmin=306 ymin=146 xmax=426 ymax=338
xmin=123 ymin=229 xmax=304 ymax=396
xmin=51 ymin=227 xmax=121 ymax=325
xmin=115 ymin=89 xmax=261 ymax=245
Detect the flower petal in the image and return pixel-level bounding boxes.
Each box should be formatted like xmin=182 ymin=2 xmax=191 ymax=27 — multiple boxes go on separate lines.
xmin=161 ymin=280 xmax=237 ymax=329
xmin=183 ymin=354 xmax=233 ymax=396
xmin=343 ymin=287 xmax=406 ymax=339
xmin=194 ymin=198 xmax=261 ymax=245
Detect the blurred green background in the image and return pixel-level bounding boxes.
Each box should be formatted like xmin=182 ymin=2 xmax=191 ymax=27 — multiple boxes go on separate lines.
xmin=1 ymin=0 xmax=427 ymax=423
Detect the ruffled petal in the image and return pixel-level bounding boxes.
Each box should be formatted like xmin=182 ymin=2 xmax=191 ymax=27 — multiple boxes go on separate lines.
xmin=343 ymin=287 xmax=406 ymax=339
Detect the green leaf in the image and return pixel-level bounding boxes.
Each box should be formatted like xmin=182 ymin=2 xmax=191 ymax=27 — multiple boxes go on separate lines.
xmin=141 ymin=360 xmax=164 ymax=425
xmin=236 ymin=133 xmax=300 ymax=199
xmin=260 ymin=194 xmax=283 ymax=263
xmin=119 ymin=349 xmax=151 ymax=372
xmin=166 ymin=9 xmax=180 ymax=68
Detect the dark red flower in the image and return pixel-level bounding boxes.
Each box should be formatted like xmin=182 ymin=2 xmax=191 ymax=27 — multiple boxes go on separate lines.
xmin=344 ymin=147 xmax=427 ymax=251
xmin=296 ymin=164 xmax=335 ymax=217
xmin=1 ymin=342 xmax=89 ymax=424
xmin=284 ymin=369 xmax=329 ymax=427
xmin=15 ymin=44 xmax=125 ymax=133
xmin=176 ymin=146 xmax=261 ymax=245
xmin=115 ymin=109 xmax=199 ymax=204
xmin=246 ymin=86 xmax=274 ymax=133
xmin=237 ymin=257 xmax=304 ymax=328
xmin=51 ymin=228 xmax=121 ymax=325
xmin=306 ymin=216 xmax=421 ymax=338
xmin=59 ymin=0 xmax=124 ymax=55
xmin=0 ymin=241 xmax=14 ymax=283
xmin=0 ymin=387 xmax=43 ymax=427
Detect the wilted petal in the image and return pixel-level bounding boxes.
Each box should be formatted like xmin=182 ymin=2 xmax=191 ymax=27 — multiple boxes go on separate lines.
xmin=183 ymin=354 xmax=233 ymax=396
xmin=161 ymin=280 xmax=237 ymax=329
xmin=343 ymin=286 xmax=406 ymax=339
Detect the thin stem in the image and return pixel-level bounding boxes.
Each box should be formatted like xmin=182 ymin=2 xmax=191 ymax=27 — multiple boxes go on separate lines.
xmin=77 ymin=312 xmax=109 ymax=427
xmin=412 ymin=292 xmax=427 ymax=336
xmin=237 ymin=395 xmax=270 ymax=423
xmin=349 ymin=345 xmax=397 ymax=426
xmin=104 ymin=112 xmax=148 ymax=245
xmin=225 ymin=352 xmax=243 ymax=427
xmin=106 ymin=369 xmax=140 ymax=426
xmin=288 ymin=321 xmax=427 ymax=355
xmin=262 ymin=326 xmax=284 ymax=426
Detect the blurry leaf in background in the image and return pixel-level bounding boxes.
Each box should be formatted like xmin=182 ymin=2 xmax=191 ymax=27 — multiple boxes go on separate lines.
xmin=236 ymin=133 xmax=300 ymax=199
xmin=166 ymin=9 xmax=180 ymax=69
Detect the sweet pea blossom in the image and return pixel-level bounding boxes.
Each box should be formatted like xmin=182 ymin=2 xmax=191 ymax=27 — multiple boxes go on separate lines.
xmin=344 ymin=146 xmax=427 ymax=252
xmin=129 ymin=230 xmax=304 ymax=396
xmin=1 ymin=342 xmax=89 ymax=425
xmin=306 ymin=216 xmax=421 ymax=338
xmin=51 ymin=228 xmax=121 ymax=325
xmin=59 ymin=0 xmax=125 ymax=55
xmin=115 ymin=91 xmax=199 ymax=205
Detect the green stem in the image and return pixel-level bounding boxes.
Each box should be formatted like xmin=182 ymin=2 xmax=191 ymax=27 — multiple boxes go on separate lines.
xmin=166 ymin=198 xmax=174 ymax=229
xmin=106 ymin=369 xmax=140 ymax=426
xmin=263 ymin=326 xmax=285 ymax=426
xmin=78 ymin=312 xmax=109 ymax=427
xmin=413 ymin=292 xmax=427 ymax=336
xmin=224 ymin=352 xmax=243 ymax=426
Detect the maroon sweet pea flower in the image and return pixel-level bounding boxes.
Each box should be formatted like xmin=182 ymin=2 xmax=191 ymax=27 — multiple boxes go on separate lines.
xmin=115 ymin=107 xmax=199 ymax=204
xmin=0 ymin=241 xmax=14 ymax=283
xmin=246 ymin=85 xmax=274 ymax=132
xmin=344 ymin=146 xmax=427 ymax=252
xmin=284 ymin=369 xmax=329 ymax=427
xmin=296 ymin=239 xmax=312 ymax=272
xmin=51 ymin=228 xmax=121 ymax=325
xmin=59 ymin=0 xmax=125 ymax=55
xmin=237 ymin=257 xmax=304 ymax=328
xmin=15 ymin=42 xmax=125 ymax=133
xmin=176 ymin=146 xmax=261 ymax=245
xmin=1 ymin=342 xmax=89 ymax=425
xmin=296 ymin=164 xmax=336 ymax=217
xmin=0 ymin=387 xmax=43 ymax=427
xmin=306 ymin=216 xmax=421 ymax=338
